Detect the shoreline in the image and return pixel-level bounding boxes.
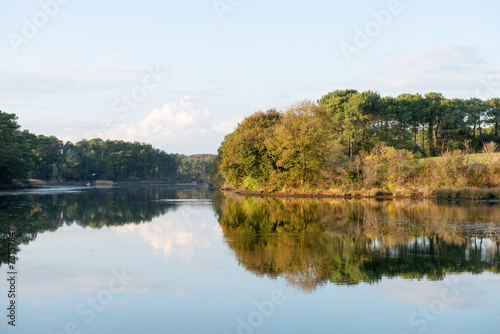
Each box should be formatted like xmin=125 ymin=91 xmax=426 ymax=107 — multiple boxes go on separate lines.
xmin=3 ymin=181 xmax=499 ymax=200
xmin=219 ymin=187 xmax=500 ymax=201
xmin=0 ymin=179 xmax=212 ymax=191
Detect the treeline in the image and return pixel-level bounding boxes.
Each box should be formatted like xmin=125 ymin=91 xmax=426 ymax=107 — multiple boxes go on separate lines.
xmin=319 ymin=90 xmax=500 ymax=157
xmin=31 ymin=136 xmax=179 ymax=182
xmin=177 ymin=154 xmax=216 ymax=182
xmin=215 ymin=90 xmax=500 ymax=193
xmin=0 ymin=110 xmax=212 ymax=185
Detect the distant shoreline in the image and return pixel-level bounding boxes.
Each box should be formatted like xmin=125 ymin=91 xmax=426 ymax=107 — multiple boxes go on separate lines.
xmin=0 ymin=179 xmax=212 ymax=191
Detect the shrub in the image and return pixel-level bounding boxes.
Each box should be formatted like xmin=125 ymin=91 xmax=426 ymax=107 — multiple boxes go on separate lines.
xmin=482 ymin=141 xmax=499 ymax=154
xmin=427 ymin=150 xmax=468 ymax=189
xmin=242 ymin=176 xmax=260 ymax=192
xmin=467 ymin=164 xmax=490 ymax=188
xmin=362 ymin=146 xmax=418 ymax=190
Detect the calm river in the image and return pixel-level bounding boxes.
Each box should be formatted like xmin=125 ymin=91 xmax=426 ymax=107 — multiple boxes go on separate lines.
xmin=0 ymin=185 xmax=499 ymax=333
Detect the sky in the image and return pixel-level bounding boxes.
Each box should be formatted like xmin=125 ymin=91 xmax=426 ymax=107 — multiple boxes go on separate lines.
xmin=1 ymin=0 xmax=500 ymax=155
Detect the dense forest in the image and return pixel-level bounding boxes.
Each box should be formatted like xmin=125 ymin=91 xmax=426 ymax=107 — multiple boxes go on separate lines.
xmin=215 ymin=90 xmax=500 ymax=195
xmin=0 ymin=110 xmax=215 ymax=186
xmin=177 ymin=154 xmax=217 ymax=182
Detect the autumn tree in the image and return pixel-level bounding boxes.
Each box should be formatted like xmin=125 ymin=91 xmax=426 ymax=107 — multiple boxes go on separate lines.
xmin=267 ymin=101 xmax=332 ymax=186
xmin=218 ymin=109 xmax=281 ymax=188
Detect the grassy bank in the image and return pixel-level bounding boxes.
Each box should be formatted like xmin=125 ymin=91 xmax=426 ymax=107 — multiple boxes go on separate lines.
xmin=218 ymin=150 xmax=500 ymax=200
xmin=422 ymin=152 xmax=500 ymax=165
xmin=221 ymin=187 xmax=500 ymax=200
xmin=214 ymin=98 xmax=500 ymax=201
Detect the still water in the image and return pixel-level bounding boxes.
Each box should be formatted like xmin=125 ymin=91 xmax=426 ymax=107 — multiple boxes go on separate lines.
xmin=0 ymin=185 xmax=499 ymax=334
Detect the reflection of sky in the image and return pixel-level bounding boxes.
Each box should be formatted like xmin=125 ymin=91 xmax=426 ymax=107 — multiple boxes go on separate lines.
xmin=115 ymin=203 xmax=222 ymax=263
xmin=1 ymin=202 xmax=499 ymax=334
xmin=378 ymin=274 xmax=500 ymax=310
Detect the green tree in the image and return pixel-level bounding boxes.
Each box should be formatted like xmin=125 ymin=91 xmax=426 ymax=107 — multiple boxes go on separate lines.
xmin=318 ymin=89 xmax=358 ymax=148
xmin=218 ymin=109 xmax=280 ymax=188
xmin=341 ymin=92 xmax=376 ymax=157
xmin=374 ymin=96 xmax=398 ymax=147
xmin=31 ymin=135 xmax=64 ymax=180
xmin=319 ymin=90 xmax=377 ymax=158
xmin=423 ymin=93 xmax=446 ymax=157
xmin=396 ymin=93 xmax=425 ymax=153
xmin=0 ymin=111 xmax=35 ymax=184
xmin=465 ymin=98 xmax=488 ymax=139
xmin=178 ymin=154 xmax=216 ymax=181
xmin=438 ymin=99 xmax=469 ymax=151
xmin=486 ymin=98 xmax=500 ymax=137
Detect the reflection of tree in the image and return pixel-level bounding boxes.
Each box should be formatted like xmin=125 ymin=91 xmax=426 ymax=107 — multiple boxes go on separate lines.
xmin=0 ymin=185 xmax=214 ymax=266
xmin=216 ymin=196 xmax=500 ymax=292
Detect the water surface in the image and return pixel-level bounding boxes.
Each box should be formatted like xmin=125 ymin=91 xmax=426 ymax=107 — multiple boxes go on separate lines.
xmin=0 ymin=185 xmax=499 ymax=333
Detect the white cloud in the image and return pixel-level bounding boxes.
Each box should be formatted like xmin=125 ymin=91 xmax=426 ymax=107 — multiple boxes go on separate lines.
xmin=23 ymin=265 xmax=189 ymax=297
xmin=386 ymin=45 xmax=483 ymax=75
xmin=88 ymin=97 xmax=238 ymax=154
xmin=102 ymin=96 xmax=212 ymax=142
xmin=0 ymin=65 xmax=171 ymax=96
xmin=212 ymin=118 xmax=242 ymax=134
xmin=381 ymin=45 xmax=497 ymax=97
xmin=379 ymin=274 xmax=500 ymax=311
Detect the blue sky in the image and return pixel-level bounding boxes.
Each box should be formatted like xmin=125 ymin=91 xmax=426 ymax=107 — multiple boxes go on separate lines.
xmin=1 ymin=0 xmax=500 ymax=154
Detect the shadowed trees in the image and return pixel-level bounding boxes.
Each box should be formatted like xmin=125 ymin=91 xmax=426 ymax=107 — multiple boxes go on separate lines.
xmin=216 ymin=196 xmax=500 ymax=291
xmin=0 ymin=111 xmax=36 ymax=185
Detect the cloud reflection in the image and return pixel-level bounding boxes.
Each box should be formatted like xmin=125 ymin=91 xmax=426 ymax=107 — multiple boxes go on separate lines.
xmin=116 ymin=205 xmax=220 ymax=264
xmin=380 ymin=274 xmax=500 ymax=311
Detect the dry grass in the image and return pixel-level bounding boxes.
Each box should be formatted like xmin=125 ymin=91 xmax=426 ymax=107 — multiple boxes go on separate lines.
xmin=482 ymin=141 xmax=499 ymax=154
xmin=225 ymin=187 xmax=500 ymax=200
xmin=468 ymin=152 xmax=500 ymax=165
xmin=422 ymin=152 xmax=500 ymax=166
xmin=435 ymin=188 xmax=500 ymax=200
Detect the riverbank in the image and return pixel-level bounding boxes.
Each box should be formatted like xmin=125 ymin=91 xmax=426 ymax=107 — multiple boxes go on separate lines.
xmin=23 ymin=179 xmax=114 ymax=188
xmin=0 ymin=179 xmax=212 ymax=191
xmin=215 ymin=146 xmax=500 ymax=201
xmin=0 ymin=181 xmax=34 ymax=190
xmin=220 ymin=186 xmax=500 ymax=200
